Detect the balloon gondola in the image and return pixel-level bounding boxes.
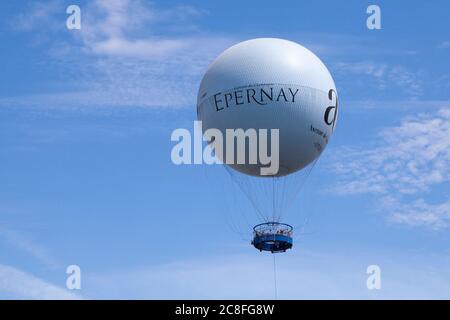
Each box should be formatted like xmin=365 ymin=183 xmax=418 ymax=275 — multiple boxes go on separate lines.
xmin=252 ymin=222 xmax=293 ymax=253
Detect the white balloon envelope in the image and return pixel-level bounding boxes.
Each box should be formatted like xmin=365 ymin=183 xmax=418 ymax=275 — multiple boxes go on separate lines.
xmin=197 ymin=38 xmax=338 ymax=178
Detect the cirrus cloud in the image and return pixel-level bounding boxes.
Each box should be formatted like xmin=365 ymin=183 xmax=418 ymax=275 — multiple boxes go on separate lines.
xmin=327 ymin=107 xmax=450 ymax=229
xmin=0 ymin=264 xmax=81 ymax=300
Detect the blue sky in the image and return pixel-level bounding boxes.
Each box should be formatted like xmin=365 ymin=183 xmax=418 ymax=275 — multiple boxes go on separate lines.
xmin=0 ymin=0 xmax=449 ymax=299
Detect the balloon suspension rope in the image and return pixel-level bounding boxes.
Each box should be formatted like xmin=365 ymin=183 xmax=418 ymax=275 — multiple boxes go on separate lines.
xmin=273 ymin=254 xmax=278 ymax=300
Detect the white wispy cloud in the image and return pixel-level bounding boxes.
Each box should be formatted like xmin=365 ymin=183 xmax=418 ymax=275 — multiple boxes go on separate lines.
xmin=10 ymin=0 xmax=63 ymax=32
xmin=0 ymin=226 xmax=61 ymax=269
xmin=3 ymin=0 xmax=234 ymax=110
xmin=333 ymin=61 xmax=423 ymax=96
xmin=329 ymin=108 xmax=450 ymax=195
xmin=327 ymin=107 xmax=450 ymax=229
xmin=438 ymin=41 xmax=450 ymax=49
xmin=334 ymin=61 xmax=388 ymax=79
xmin=0 ymin=264 xmax=81 ymax=299
xmin=84 ymin=250 xmax=450 ymax=299
xmin=78 ymin=0 xmax=208 ymax=58
xmin=344 ymin=99 xmax=450 ymax=111
xmin=381 ymin=196 xmax=450 ymax=229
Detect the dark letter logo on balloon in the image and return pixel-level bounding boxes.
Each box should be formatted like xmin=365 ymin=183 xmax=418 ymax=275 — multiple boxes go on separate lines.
xmin=324 ymin=89 xmax=338 ymax=130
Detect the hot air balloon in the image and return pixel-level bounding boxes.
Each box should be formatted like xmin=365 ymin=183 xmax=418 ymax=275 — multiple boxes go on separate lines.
xmin=197 ymin=38 xmax=338 ymax=253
